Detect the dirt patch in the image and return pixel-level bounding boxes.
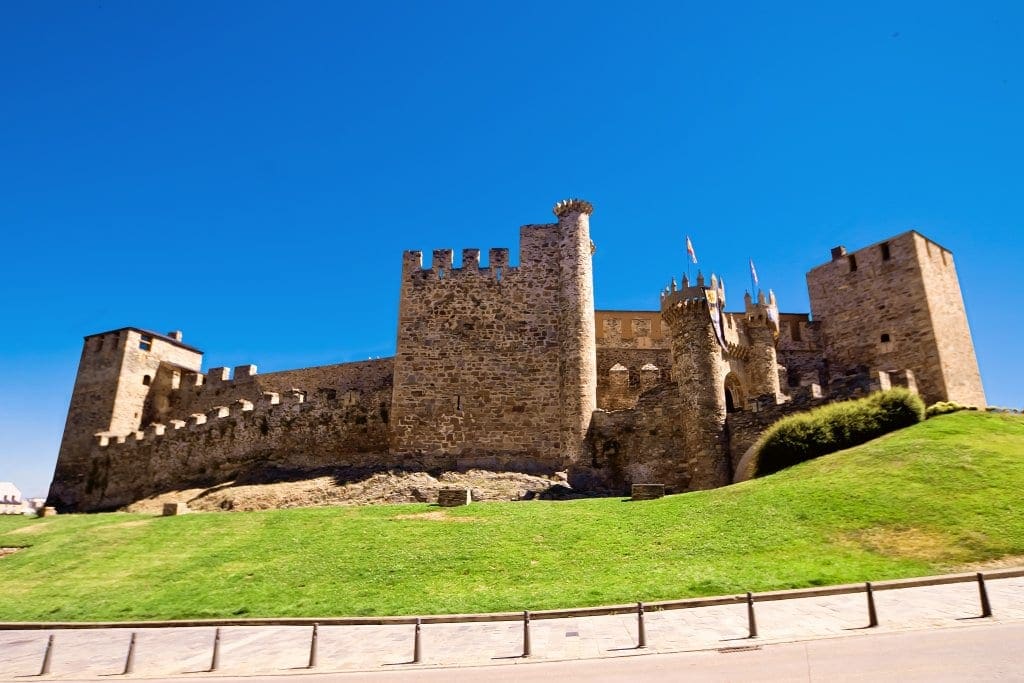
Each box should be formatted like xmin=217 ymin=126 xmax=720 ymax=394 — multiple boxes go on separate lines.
xmin=6 ymin=523 xmax=50 ymax=535
xmin=123 ymin=489 xmax=208 ymax=515
xmin=392 ymin=511 xmax=481 ymax=522
xmin=954 ymin=555 xmax=1024 ymax=572
xmin=104 ymin=519 xmax=154 ymax=529
xmin=122 ymin=469 xmax=570 ymax=513
xmin=840 ymin=527 xmax=958 ymax=563
xmin=0 ymin=547 xmax=24 ymax=558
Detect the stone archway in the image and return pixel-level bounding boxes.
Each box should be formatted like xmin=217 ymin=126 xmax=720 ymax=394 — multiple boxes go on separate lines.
xmin=724 ymin=372 xmax=745 ymax=413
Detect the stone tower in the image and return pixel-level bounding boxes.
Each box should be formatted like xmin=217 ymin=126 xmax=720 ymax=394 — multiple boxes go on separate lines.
xmin=389 ymin=199 xmax=597 ymax=471
xmin=553 ymin=199 xmax=599 ymax=461
xmin=741 ymin=289 xmax=782 ymax=400
xmin=47 ymin=328 xmax=202 ymax=511
xmin=660 ymin=273 xmax=731 ymax=489
xmin=806 ymin=231 xmax=985 ymax=407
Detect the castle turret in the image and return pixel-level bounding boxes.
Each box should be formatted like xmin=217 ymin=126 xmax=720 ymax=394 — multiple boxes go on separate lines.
xmin=47 ymin=328 xmax=203 ymax=511
xmin=741 ymin=289 xmax=782 ymax=401
xmin=553 ymin=199 xmax=598 ymax=463
xmin=660 ymin=274 xmax=731 ymax=489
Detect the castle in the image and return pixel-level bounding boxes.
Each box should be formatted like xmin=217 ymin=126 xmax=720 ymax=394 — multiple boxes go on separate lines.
xmin=47 ymin=199 xmax=986 ymax=512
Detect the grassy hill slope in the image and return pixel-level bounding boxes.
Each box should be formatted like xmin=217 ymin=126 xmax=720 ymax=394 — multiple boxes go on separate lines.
xmin=1 ymin=411 xmax=1022 ymax=622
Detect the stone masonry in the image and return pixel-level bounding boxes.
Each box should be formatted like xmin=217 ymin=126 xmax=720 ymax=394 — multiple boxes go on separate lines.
xmin=47 ymin=201 xmax=987 ymax=511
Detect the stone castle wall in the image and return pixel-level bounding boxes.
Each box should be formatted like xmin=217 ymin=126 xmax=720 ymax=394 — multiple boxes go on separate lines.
xmin=574 ymin=385 xmax=689 ymax=493
xmin=80 ymin=381 xmax=394 ymax=511
xmin=389 ymin=202 xmax=596 ymax=473
xmin=46 ymin=200 xmax=986 ymax=512
xmin=776 ymin=314 xmax=825 ymax=388
xmin=914 ymin=236 xmax=986 ymax=407
xmin=142 ymin=359 xmax=393 ymax=427
xmin=388 ymin=242 xmax=565 ymax=471
xmin=595 ymin=348 xmax=672 ymax=410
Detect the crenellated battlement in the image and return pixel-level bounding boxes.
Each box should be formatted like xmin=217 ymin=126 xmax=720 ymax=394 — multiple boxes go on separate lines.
xmin=660 ymin=272 xmax=722 ymax=327
xmin=552 ymin=198 xmax=594 ymax=217
xmin=156 ymin=363 xmax=262 ymax=398
xmin=659 ymin=271 xmax=726 ymax=316
xmin=401 ymin=247 xmax=517 ymax=281
xmin=97 ymin=390 xmax=308 ymax=451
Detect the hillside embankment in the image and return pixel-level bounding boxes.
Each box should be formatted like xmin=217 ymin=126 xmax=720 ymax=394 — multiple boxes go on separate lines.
xmin=1 ymin=412 xmax=1021 ymax=622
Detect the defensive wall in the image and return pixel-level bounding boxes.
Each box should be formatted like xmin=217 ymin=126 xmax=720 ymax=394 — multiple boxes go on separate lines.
xmin=78 ymin=360 xmax=394 ymax=511
xmin=47 ymin=200 xmax=987 ymax=511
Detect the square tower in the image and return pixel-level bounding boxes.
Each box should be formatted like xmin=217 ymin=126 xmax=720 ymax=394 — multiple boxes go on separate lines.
xmin=48 ymin=328 xmax=203 ymax=511
xmin=806 ymin=231 xmax=985 ymax=407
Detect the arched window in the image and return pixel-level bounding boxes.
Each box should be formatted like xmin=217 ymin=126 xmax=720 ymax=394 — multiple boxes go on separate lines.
xmin=142 ymin=375 xmax=152 ymax=386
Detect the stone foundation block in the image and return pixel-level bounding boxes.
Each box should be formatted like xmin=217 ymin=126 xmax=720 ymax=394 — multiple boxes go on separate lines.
xmin=631 ymin=483 xmax=665 ymax=501
xmin=39 ymin=506 xmax=58 ymax=517
xmin=437 ymin=488 xmax=471 ymax=507
xmin=162 ymin=502 xmax=189 ymax=516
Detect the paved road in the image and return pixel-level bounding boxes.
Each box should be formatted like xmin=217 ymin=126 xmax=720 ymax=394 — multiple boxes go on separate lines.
xmin=2 ymin=576 xmax=1021 ymax=680
xmin=121 ymin=622 xmax=1024 ymax=682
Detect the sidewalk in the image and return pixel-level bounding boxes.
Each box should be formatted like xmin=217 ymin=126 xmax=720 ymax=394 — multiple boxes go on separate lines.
xmin=2 ymin=575 xmax=1021 ymax=680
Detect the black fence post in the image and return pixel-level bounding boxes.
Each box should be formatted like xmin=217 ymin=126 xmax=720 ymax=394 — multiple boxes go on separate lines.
xmin=865 ymin=582 xmax=879 ymax=627
xmin=977 ymin=573 xmax=993 ymax=618
xmin=307 ymin=623 xmax=319 ymax=669
xmin=637 ymin=602 xmax=647 ymax=648
xmin=209 ymin=627 xmax=221 ymax=672
xmin=746 ymin=592 xmax=758 ymax=638
xmin=122 ymin=632 xmax=136 ymax=675
xmin=38 ymin=634 xmax=54 ymax=676
xmin=412 ymin=618 xmax=422 ymax=664
xmin=522 ymin=611 xmax=531 ymax=657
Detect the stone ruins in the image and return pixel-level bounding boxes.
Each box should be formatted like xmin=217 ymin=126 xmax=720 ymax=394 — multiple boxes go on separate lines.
xmin=47 ymin=199 xmax=986 ymax=511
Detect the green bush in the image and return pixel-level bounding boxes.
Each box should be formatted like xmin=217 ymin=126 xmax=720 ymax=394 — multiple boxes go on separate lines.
xmin=753 ymin=389 xmax=925 ymax=477
xmin=926 ymin=401 xmax=968 ymax=418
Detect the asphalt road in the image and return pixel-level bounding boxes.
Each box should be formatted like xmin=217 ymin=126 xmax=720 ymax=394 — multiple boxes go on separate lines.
xmin=145 ymin=621 xmax=1023 ymax=682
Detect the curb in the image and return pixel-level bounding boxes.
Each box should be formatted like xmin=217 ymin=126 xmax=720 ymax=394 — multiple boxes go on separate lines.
xmin=1 ymin=567 xmax=1020 ymax=630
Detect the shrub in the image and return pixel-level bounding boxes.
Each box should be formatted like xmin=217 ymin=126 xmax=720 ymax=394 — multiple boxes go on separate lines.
xmin=926 ymin=401 xmax=967 ymax=418
xmin=753 ymin=388 xmax=925 ymax=477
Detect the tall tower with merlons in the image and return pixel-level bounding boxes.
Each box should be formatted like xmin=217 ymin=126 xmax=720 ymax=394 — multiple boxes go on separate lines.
xmin=660 ymin=273 xmax=732 ymax=489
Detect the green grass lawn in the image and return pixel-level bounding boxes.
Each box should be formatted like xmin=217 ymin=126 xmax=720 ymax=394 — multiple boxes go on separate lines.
xmin=1 ymin=411 xmax=1022 ymax=622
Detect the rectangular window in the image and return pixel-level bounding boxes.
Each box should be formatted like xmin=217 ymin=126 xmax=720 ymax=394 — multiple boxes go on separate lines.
xmin=880 ymin=242 xmax=891 ymax=261
xmin=848 ymin=255 xmax=858 ymax=272
xmin=139 ymin=334 xmax=153 ymax=351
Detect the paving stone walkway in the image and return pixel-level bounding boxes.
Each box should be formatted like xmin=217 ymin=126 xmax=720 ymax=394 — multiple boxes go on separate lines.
xmin=1 ymin=576 xmax=1021 ymax=680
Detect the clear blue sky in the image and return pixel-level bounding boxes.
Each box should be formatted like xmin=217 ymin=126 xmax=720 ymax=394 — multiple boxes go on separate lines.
xmin=2 ymin=1 xmax=1022 ymax=497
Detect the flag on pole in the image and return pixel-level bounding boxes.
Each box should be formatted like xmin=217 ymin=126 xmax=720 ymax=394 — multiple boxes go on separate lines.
xmin=749 ymin=258 xmax=759 ymax=288
xmin=686 ymin=236 xmax=697 ymax=264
